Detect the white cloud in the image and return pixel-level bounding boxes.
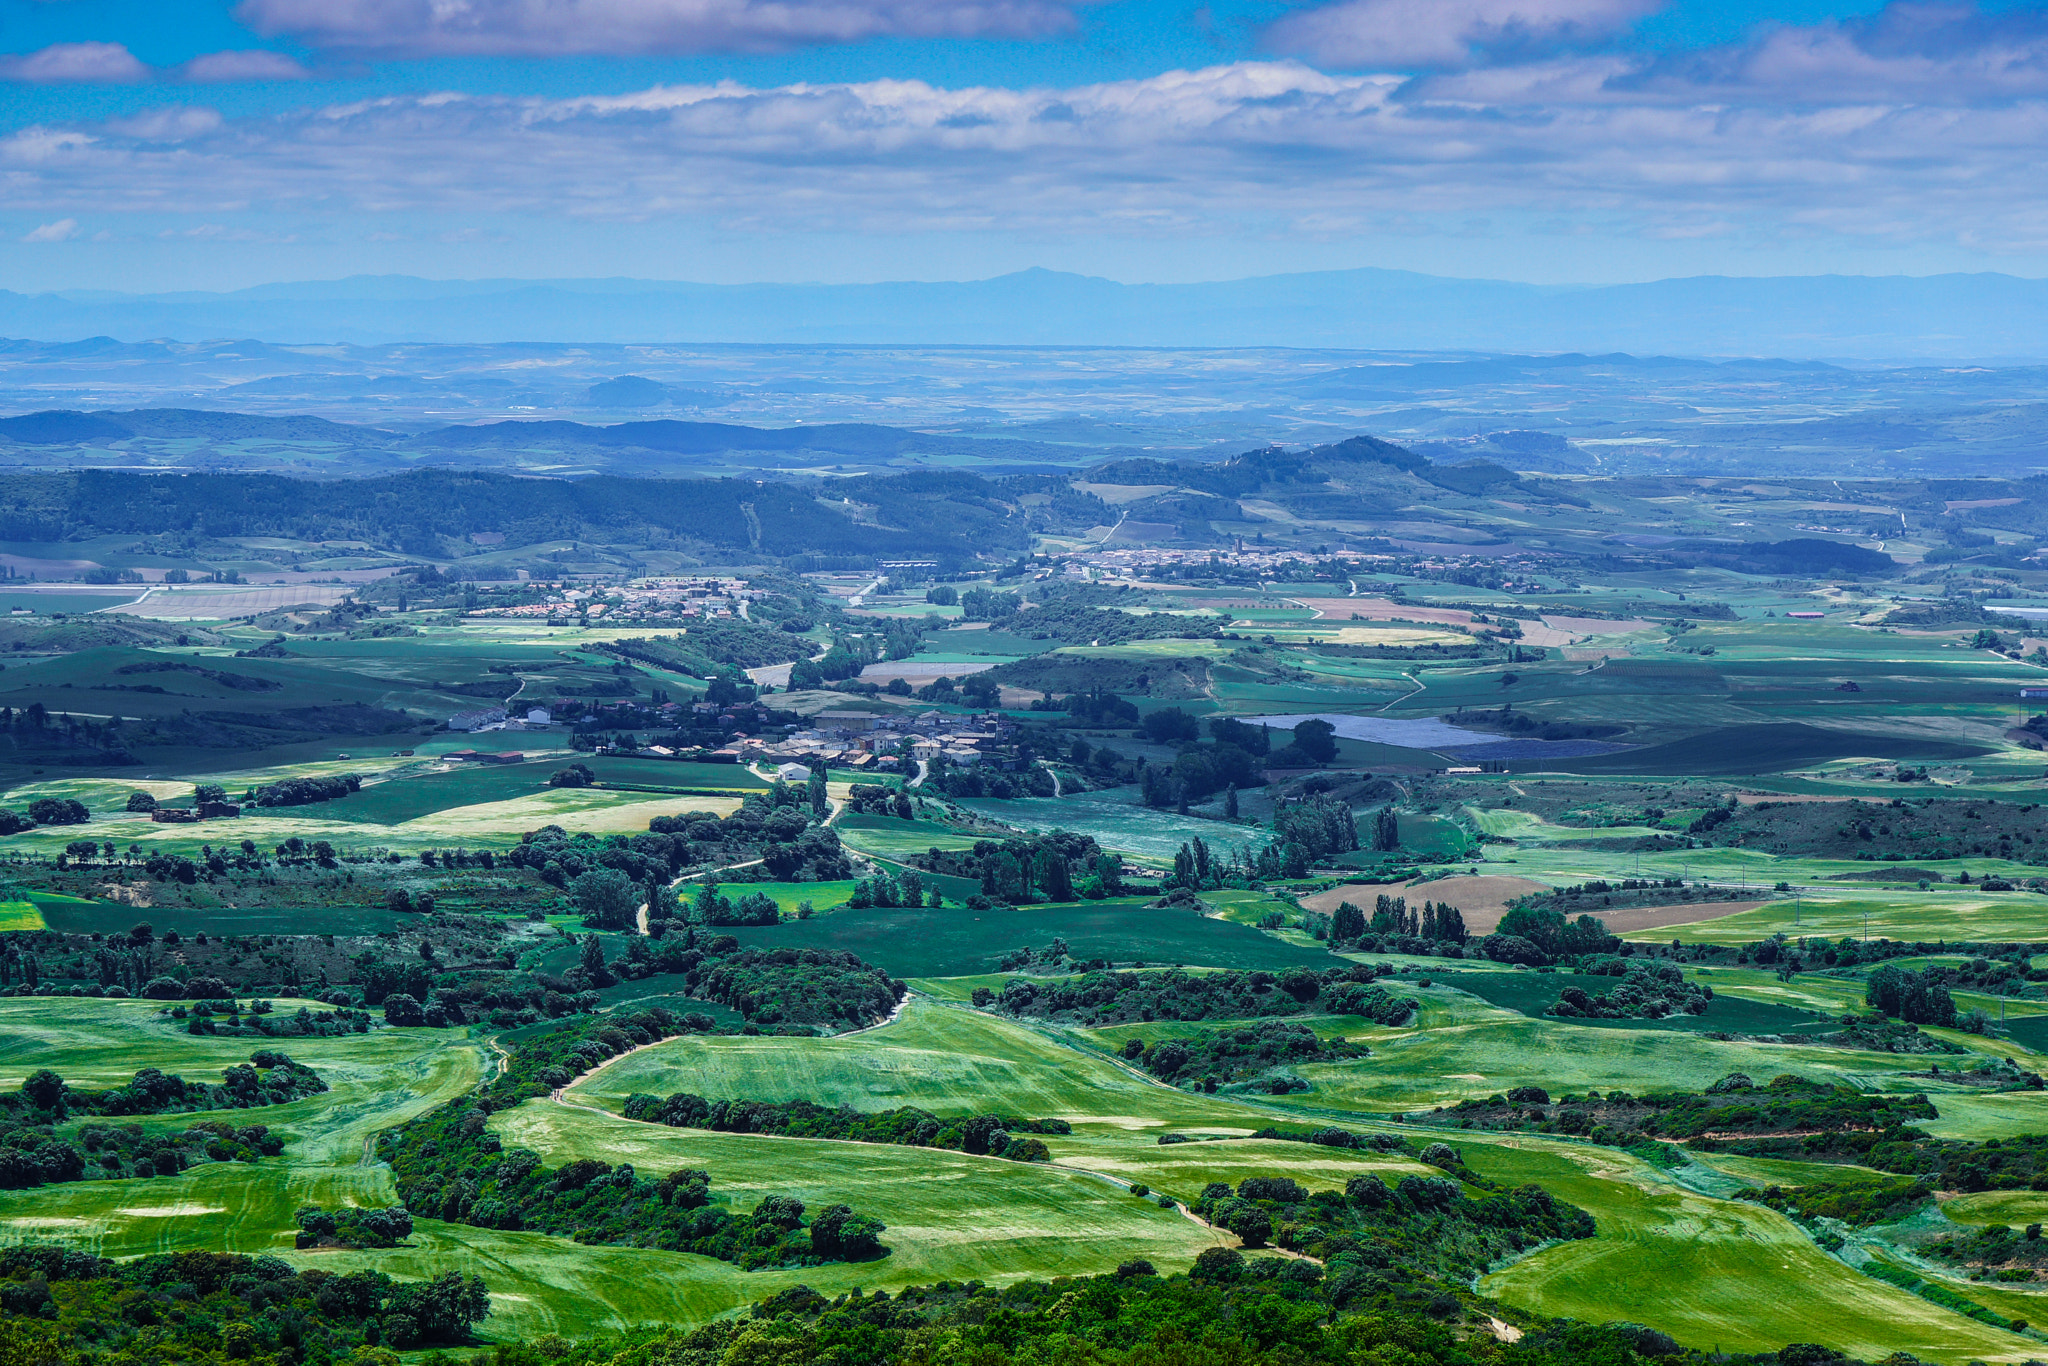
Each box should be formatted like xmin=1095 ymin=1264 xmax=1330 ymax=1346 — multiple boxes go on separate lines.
xmin=234 ymin=0 xmax=1082 ymax=56
xmin=1266 ymin=0 xmax=1658 ymax=70
xmin=106 ymin=108 xmax=226 ymax=141
xmin=177 ymin=50 xmax=313 ymax=83
xmin=0 ymin=41 xmax=150 ymax=84
xmin=0 ymin=41 xmax=311 ymax=86
xmin=22 ymin=218 xmax=78 ymax=242
xmin=8 ymin=7 xmax=2048 ymax=257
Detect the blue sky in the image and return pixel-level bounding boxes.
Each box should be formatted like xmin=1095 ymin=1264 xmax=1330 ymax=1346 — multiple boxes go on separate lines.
xmin=4 ymin=0 xmax=2047 ymax=290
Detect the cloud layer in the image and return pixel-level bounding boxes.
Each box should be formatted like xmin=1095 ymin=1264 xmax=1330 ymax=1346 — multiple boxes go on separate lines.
xmin=7 ymin=3 xmax=2048 ymax=255
xmin=1267 ymin=0 xmax=1657 ymax=70
xmin=0 ymin=41 xmax=311 ymax=84
xmin=235 ymin=0 xmax=1081 ymax=55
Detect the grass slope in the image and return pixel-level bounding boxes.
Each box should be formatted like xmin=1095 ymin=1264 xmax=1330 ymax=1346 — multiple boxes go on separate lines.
xmin=1470 ymin=1141 xmax=2033 ymax=1364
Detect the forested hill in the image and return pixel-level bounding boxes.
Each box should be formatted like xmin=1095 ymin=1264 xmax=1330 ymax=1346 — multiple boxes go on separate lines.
xmin=0 ymin=468 xmax=1037 ymax=561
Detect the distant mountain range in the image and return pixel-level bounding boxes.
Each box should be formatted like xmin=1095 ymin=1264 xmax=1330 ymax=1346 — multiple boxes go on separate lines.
xmin=0 ymin=408 xmax=1152 ymax=472
xmin=4 ymin=268 xmax=2046 ymax=358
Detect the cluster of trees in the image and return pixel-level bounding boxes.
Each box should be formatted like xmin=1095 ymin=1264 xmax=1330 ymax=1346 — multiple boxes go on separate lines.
xmin=917 ymin=832 xmax=1117 ymax=905
xmin=0 ymin=705 xmax=134 ymax=769
xmin=907 ymin=671 xmax=1001 ymax=709
xmin=1465 ymin=906 xmax=1619 ymax=965
xmin=1427 ymin=1073 xmax=1941 ymax=1158
xmin=984 ymin=966 xmax=1415 ymax=1028
xmin=621 ymin=1093 xmax=1067 ymax=1162
xmin=1919 ymin=1216 xmax=2048 ymax=1278
xmin=294 ymin=1204 xmax=414 ymax=1249
xmin=1163 ymin=834 xmax=1255 ymax=891
xmin=844 ymin=783 xmax=915 ymax=819
xmin=845 ymin=868 xmax=935 ymax=910
xmin=1332 ymin=895 xmax=1468 ymax=944
xmin=694 ymin=947 xmax=904 ymax=1032
xmin=515 ymin=804 xmax=853 ymax=925
xmin=1187 ymin=1157 xmax=1596 ymax=1283
xmin=1120 ymin=1022 xmax=1369 ymax=1091
xmin=247 ymin=774 xmax=361 ymax=807
xmin=0 ymin=795 xmax=91 ymax=833
xmin=1866 ymin=964 xmax=1960 ymax=1027
xmin=1137 ymin=749 xmax=1254 ymax=809
xmin=1008 ymin=602 xmax=1224 ymax=646
xmin=1274 ymin=792 xmax=1362 ymax=859
xmin=0 ymin=1115 xmax=280 ymax=1188
xmin=6 ymin=1051 xmax=326 ymax=1120
xmin=0 ymin=1245 xmax=491 ymax=1357
xmin=181 ymin=1002 xmax=374 ymax=1039
xmin=922 ymin=753 xmax=1056 ymax=800
xmin=1548 ymin=963 xmax=1712 ymax=1020
xmin=601 ymin=1253 xmax=1807 ymax=1366
xmin=679 ymin=881 xmax=784 ymax=927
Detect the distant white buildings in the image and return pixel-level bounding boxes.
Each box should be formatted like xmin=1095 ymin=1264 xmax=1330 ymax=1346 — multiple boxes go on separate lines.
xmin=447 ymin=706 xmax=507 ymax=731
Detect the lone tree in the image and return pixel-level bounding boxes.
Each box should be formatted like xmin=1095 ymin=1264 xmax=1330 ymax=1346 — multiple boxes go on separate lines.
xmin=807 ymin=765 xmax=829 ymax=818
xmin=1292 ymin=719 xmax=1338 ymax=764
xmin=1371 ymin=808 xmax=1401 ymax=852
xmin=569 ymin=867 xmax=640 ymax=931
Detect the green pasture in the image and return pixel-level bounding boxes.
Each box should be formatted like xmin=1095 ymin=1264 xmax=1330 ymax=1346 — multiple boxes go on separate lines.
xmin=1940 ymin=1191 xmax=2048 ymax=1227
xmin=1043 ymin=1135 xmax=1433 ymax=1203
xmin=412 ymin=1101 xmax=1223 ymax=1336
xmin=571 ymin=998 xmax=1272 ymax=1133
xmin=696 ymin=879 xmax=859 ymax=911
xmin=0 ymin=785 xmax=745 ymax=858
xmin=1631 ymin=891 xmax=2048 ymax=946
xmin=1912 ymin=1092 xmax=2048 ymax=1141
xmin=287 ymin=757 xmax=761 ymax=827
xmin=29 ymin=899 xmax=423 ymax=938
xmin=1255 ymin=989 xmax=1961 ymax=1114
xmin=1470 ymin=1140 xmax=2034 ymax=1363
xmin=0 ymin=1000 xmax=479 ymax=1265
xmin=833 ymin=814 xmax=983 ymax=859
xmin=958 ymin=791 xmax=1262 ymax=864
xmin=0 ymin=899 xmax=43 ymax=931
xmin=1443 ymin=968 xmax=1831 ymax=1035
xmin=1530 ymin=723 xmax=1992 ymax=778
xmin=728 ymin=897 xmax=1336 ymax=976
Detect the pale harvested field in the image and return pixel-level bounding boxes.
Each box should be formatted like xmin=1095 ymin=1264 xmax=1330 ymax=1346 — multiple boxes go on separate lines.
xmin=103 ymin=584 xmax=356 ymax=620
xmin=1590 ymin=900 xmax=1770 ymax=934
xmin=1300 ymin=875 xmax=1764 ymax=937
xmin=1540 ymin=615 xmax=1655 ymax=637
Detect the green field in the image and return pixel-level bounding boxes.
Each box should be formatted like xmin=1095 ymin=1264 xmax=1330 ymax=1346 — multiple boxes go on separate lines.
xmin=573 ymin=997 xmax=1272 ymax=1131
xmin=1442 ymin=968 xmax=1832 ymax=1034
xmin=833 ymin=813 xmax=984 ymax=859
xmin=958 ymin=791 xmax=1263 ymax=863
xmin=1470 ymin=1141 xmax=2034 ymax=1363
xmin=727 ymin=896 xmax=1338 ymax=975
xmin=269 ymin=757 xmax=764 ymax=826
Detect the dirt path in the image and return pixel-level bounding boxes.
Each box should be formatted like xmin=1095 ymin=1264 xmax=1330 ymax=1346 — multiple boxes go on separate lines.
xmin=1598 ymin=900 xmax=1770 ymax=934
xmin=1379 ymin=673 xmax=1423 ymax=713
